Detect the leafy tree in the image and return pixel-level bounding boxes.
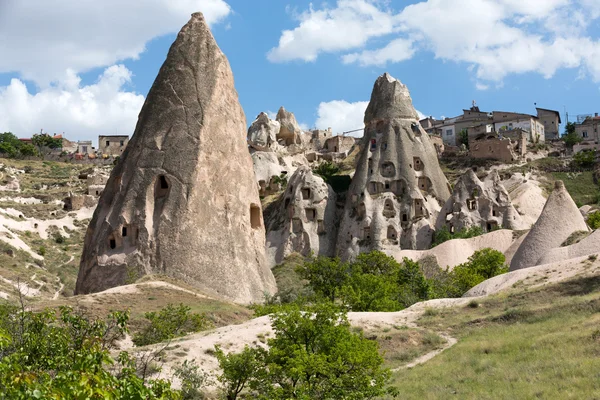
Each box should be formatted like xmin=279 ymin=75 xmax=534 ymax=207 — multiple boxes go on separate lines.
xmin=432 ymin=225 xmax=486 ymax=247
xmin=587 ymin=211 xmax=600 ymax=230
xmin=295 ymin=255 xmax=349 ymax=302
xmin=458 ymin=129 xmax=469 ymax=149
xmin=572 ymin=150 xmax=596 ymax=168
xmin=132 ymin=304 xmax=211 ymax=346
xmin=32 ymin=133 xmax=63 ymax=149
xmin=562 ymin=122 xmax=582 ymax=149
xmin=447 ymin=248 xmax=508 ymax=296
xmin=19 ymin=143 xmax=37 ymax=156
xmin=397 ymin=258 xmax=431 ymax=308
xmin=216 ymin=303 xmax=396 ymax=399
xmin=0 ymin=304 xmax=180 ymax=399
xmin=312 ymin=161 xmax=340 ymax=185
xmin=341 ymin=273 xmax=401 ymax=311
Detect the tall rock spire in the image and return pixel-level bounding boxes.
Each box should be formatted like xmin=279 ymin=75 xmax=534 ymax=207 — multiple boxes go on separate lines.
xmin=75 ymin=13 xmax=277 ymax=303
xmin=336 ymin=73 xmax=451 ymax=259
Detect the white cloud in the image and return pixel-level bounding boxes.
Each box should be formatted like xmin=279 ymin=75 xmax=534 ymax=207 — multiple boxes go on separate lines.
xmin=269 ymin=0 xmax=600 ymax=84
xmin=267 ymin=0 xmax=399 ymax=63
xmin=315 ymin=100 xmax=369 ymax=136
xmin=342 ymin=38 xmax=415 ymax=66
xmin=0 ymin=0 xmax=231 ymax=85
xmin=315 ymin=100 xmax=427 ymax=135
xmin=0 ymin=65 xmax=145 ymax=143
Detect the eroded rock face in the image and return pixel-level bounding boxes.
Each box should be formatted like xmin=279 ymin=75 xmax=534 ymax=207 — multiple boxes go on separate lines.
xmin=437 ymin=169 xmax=527 ymax=232
xmin=247 ymin=112 xmax=281 ymax=151
xmin=75 ymin=13 xmax=277 ymax=303
xmin=336 ymin=73 xmax=451 ymax=259
xmin=510 ymin=181 xmax=589 ymax=271
xmin=264 ymin=166 xmax=337 ymax=266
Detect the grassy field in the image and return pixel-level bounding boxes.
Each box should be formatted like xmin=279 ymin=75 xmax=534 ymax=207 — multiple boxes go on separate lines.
xmin=549 ymin=171 xmax=598 ymax=207
xmin=386 ymin=273 xmax=600 ymax=399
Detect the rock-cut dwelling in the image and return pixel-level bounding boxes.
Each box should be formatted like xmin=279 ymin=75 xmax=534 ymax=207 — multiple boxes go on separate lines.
xmin=264 ymin=166 xmax=337 ymax=266
xmin=336 ymin=73 xmax=451 ymax=260
xmin=75 ymin=12 xmax=277 ymax=304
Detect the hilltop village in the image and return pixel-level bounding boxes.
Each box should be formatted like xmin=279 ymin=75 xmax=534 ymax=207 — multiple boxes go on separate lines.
xmin=1 ymin=11 xmax=600 ymax=399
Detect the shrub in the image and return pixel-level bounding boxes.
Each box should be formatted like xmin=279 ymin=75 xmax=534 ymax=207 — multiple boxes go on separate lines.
xmin=133 ymin=303 xmax=211 ymax=346
xmin=588 ymin=211 xmax=600 ymax=230
xmin=295 ymin=255 xmax=349 ymax=302
xmin=432 ymin=225 xmax=486 ymax=247
xmin=173 ymin=359 xmax=208 ymax=399
xmin=54 ymin=233 xmax=65 ymax=244
xmin=37 ymin=246 xmax=46 ymax=256
xmin=572 ymin=150 xmax=596 ymax=169
xmin=216 ymin=303 xmax=396 ymax=399
xmin=0 ymin=305 xmax=179 ymax=399
xmin=447 ymin=248 xmax=508 ymax=297
xmin=312 ymin=161 xmax=341 ymax=185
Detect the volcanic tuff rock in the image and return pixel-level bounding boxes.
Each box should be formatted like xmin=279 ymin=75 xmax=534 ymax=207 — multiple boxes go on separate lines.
xmin=437 ymin=169 xmax=528 ymax=232
xmin=510 ymin=181 xmax=589 ymax=271
xmin=336 ymin=73 xmax=451 ymax=259
xmin=264 ymin=166 xmax=337 ymax=266
xmin=276 ymin=107 xmax=310 ymax=147
xmin=247 ymin=112 xmax=281 ymax=152
xmin=75 ymin=13 xmax=277 ymax=303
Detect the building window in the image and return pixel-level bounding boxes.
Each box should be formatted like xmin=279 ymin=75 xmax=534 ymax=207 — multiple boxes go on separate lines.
xmin=446 ymin=129 xmax=453 ymax=136
xmin=583 ymin=131 xmax=588 ymax=138
xmin=120 ymin=140 xmax=124 ymax=146
xmin=105 ymin=141 xmax=110 ymax=147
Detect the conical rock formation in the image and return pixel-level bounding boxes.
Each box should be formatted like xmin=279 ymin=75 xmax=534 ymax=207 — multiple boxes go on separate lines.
xmin=75 ymin=13 xmax=277 ymax=303
xmin=247 ymin=112 xmax=281 ymax=152
xmin=264 ymin=166 xmax=338 ymax=266
xmin=337 ymin=73 xmax=451 ymax=259
xmin=510 ymin=181 xmax=589 ymax=271
xmin=437 ymin=169 xmax=527 ymax=232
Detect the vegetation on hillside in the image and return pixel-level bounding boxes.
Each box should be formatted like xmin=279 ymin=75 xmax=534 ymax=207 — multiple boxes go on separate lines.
xmin=562 ymin=121 xmax=582 ymax=149
xmin=216 ymin=302 xmax=398 ymax=399
xmin=0 ymin=132 xmax=37 ymax=158
xmin=431 ymin=225 xmax=486 ymax=247
xmin=254 ymin=250 xmax=508 ymax=315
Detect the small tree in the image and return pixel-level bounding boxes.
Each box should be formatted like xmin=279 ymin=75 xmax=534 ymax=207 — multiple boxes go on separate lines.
xmin=295 ymin=256 xmax=348 ymax=302
xmin=458 ymin=129 xmax=469 ymax=149
xmin=587 ymin=211 xmax=600 ymax=230
xmin=562 ymin=122 xmax=582 ymax=149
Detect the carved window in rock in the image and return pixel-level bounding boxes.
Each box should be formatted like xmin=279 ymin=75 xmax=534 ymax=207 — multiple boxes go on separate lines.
xmin=305 ymin=208 xmax=316 ymax=222
xmin=368 ymin=181 xmax=379 ymax=195
xmin=418 ymin=177 xmax=431 ymax=193
xmin=382 ymin=142 xmax=388 ymax=151
xmin=414 ymin=199 xmax=425 ymax=217
xmin=156 ymin=175 xmax=170 ymax=199
xmin=301 ymin=188 xmax=311 ymax=200
xmin=381 ymin=162 xmax=396 ymax=178
xmin=411 ymin=123 xmax=422 ymax=136
xmin=383 ymin=199 xmax=396 ymax=218
xmin=363 ymin=226 xmax=371 ymax=240
xmin=317 ymin=220 xmax=325 ymax=234
xmin=387 ymin=226 xmax=398 ymax=240
xmin=402 ymin=213 xmax=408 ymax=222
xmin=413 ymin=157 xmax=423 ymax=172
xmin=250 ymin=204 xmax=261 ymax=229
xmin=486 ymin=221 xmax=498 ymax=232
xmin=292 ymin=218 xmax=302 ymax=233
xmin=358 ymin=202 xmax=366 ymax=219
xmin=449 ymin=224 xmax=455 ymax=233
xmin=122 ymin=226 xmax=128 ymax=237
xmin=492 ymin=208 xmax=497 ymax=217
xmin=385 ymin=182 xmax=391 ymax=191
xmin=467 ymin=199 xmax=477 ymax=211
xmin=109 ymin=236 xmax=116 ymax=250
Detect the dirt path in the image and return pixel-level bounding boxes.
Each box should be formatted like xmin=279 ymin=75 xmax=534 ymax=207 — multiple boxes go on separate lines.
xmin=52 ymin=255 xmax=74 ymax=300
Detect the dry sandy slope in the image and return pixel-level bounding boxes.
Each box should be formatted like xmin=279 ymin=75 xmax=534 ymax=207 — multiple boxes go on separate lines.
xmin=388 ymin=229 xmax=515 ymax=270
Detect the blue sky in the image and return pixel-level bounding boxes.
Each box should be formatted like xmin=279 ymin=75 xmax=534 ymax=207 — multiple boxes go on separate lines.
xmin=0 ymin=0 xmax=599 ymax=143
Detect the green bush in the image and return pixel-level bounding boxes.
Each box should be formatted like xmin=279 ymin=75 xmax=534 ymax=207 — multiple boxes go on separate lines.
xmin=173 ymin=360 xmax=208 ymax=400
xmin=446 ymin=248 xmax=508 ymax=297
xmin=572 ymin=150 xmax=596 ymax=169
xmin=295 ymin=255 xmax=349 ymax=302
xmin=432 ymin=225 xmax=486 ymax=247
xmin=312 ymin=161 xmax=341 ymax=186
xmin=133 ymin=303 xmax=211 ymax=346
xmin=0 ymin=305 xmax=180 ymax=399
xmin=216 ymin=303 xmax=396 ymax=399
xmin=588 ymin=211 xmax=600 ymax=229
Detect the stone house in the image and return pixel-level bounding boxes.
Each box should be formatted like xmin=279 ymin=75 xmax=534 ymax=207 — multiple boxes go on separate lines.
xmin=98 ymin=135 xmax=129 ymax=156
xmin=470 ymin=129 xmax=526 ymax=163
xmin=77 ymin=140 xmax=93 ymax=155
xmin=324 ymin=135 xmax=355 ymax=153
xmin=536 ymin=108 xmax=561 ymax=141
xmin=492 ymin=112 xmax=545 ymax=144
xmin=575 ymin=114 xmax=600 ymax=142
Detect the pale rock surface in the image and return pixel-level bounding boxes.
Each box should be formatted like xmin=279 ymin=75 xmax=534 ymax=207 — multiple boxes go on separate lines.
xmin=437 ymin=169 xmax=527 ymax=232
xmin=510 ymin=181 xmax=589 ymax=271
xmin=0 ymin=175 xmax=20 ymax=192
xmin=336 ymin=73 xmax=451 ymax=259
xmin=75 ymin=13 xmax=276 ymax=303
xmin=537 ymin=229 xmax=600 ymax=265
xmin=276 ymin=106 xmax=304 ymax=146
xmin=389 ymin=229 xmax=515 ymax=270
xmin=502 ymin=172 xmax=546 ymax=227
xmin=264 ymin=166 xmax=337 ymax=266
xmin=247 ymin=112 xmax=281 ymax=152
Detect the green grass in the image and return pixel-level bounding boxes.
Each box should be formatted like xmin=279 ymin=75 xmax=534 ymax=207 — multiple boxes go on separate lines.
xmin=386 ymin=275 xmax=600 ymax=399
xmin=549 ymin=171 xmax=598 ymax=207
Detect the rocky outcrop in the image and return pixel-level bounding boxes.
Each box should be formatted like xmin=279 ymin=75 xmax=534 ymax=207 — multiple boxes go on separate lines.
xmin=247 ymin=112 xmax=281 ymax=152
xmin=75 ymin=13 xmax=277 ymax=303
xmin=264 ymin=166 xmax=337 ymax=266
xmin=437 ymin=169 xmax=527 ymax=232
xmin=510 ymin=181 xmax=589 ymax=271
xmin=251 ymin=151 xmax=309 ymax=197
xmin=336 ymin=73 xmax=451 ymax=259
